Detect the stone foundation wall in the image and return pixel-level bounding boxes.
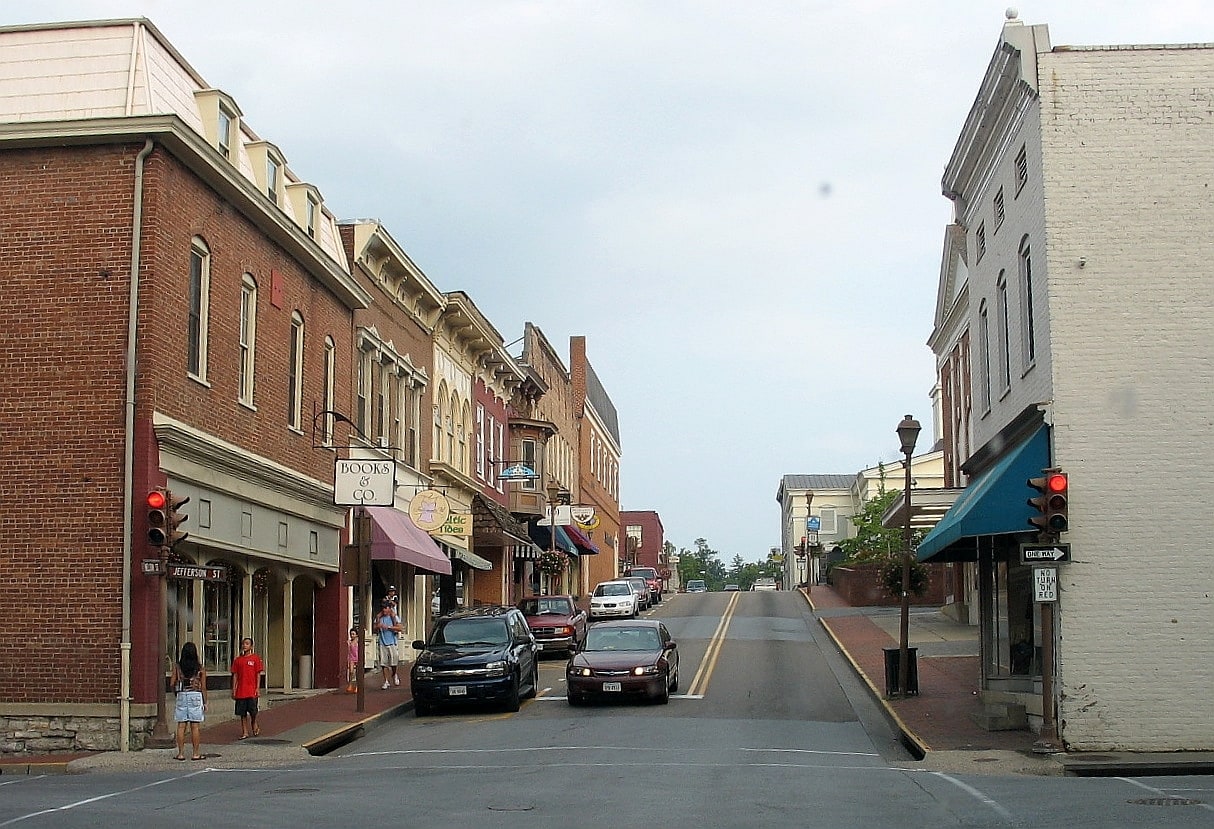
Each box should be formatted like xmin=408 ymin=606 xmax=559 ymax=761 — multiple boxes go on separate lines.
xmin=1 ymin=710 xmax=156 ymax=756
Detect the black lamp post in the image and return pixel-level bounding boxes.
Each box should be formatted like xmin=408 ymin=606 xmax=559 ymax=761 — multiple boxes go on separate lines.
xmin=896 ymin=414 xmax=921 ymax=697
xmin=545 ymin=480 xmax=560 ymax=595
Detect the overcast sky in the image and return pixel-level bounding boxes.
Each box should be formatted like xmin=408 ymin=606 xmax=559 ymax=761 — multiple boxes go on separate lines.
xmin=14 ymin=1 xmax=1211 ymax=560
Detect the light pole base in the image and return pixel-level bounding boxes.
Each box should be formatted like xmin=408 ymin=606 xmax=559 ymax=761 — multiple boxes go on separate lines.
xmin=1032 ymin=738 xmax=1063 ymax=755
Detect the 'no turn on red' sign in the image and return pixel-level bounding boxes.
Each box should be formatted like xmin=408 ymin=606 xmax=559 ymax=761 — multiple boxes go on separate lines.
xmin=1033 ymin=567 xmax=1058 ymax=603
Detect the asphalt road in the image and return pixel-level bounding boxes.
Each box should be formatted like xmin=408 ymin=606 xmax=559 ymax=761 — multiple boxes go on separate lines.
xmin=3 ymin=591 xmax=1212 ymax=828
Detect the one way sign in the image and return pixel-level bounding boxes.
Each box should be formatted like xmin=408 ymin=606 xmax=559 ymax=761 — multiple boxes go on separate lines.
xmin=1020 ymin=543 xmax=1070 ymax=564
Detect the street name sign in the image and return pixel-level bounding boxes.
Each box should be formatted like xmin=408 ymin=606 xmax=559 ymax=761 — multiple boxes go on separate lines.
xmin=1033 ymin=566 xmax=1058 ymax=603
xmin=1020 ymin=542 xmax=1070 ymax=565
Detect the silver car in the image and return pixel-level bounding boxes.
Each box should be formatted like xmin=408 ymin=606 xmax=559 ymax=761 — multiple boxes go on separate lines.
xmin=589 ymin=581 xmax=638 ymax=620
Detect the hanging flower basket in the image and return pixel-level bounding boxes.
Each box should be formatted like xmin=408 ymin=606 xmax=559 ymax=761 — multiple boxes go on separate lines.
xmin=537 ymin=549 xmax=566 ymax=575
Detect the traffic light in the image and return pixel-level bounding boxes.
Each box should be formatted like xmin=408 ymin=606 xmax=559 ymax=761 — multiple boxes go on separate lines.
xmin=147 ymin=489 xmax=168 ymax=547
xmin=165 ymin=491 xmax=190 ymax=549
xmin=147 ymin=488 xmax=189 ymax=549
xmin=1027 ymin=470 xmax=1068 ymax=536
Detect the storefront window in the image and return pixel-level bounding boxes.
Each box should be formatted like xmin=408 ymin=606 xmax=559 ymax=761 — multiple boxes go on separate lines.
xmin=203 ymin=575 xmax=234 ymax=673
xmin=981 ymin=538 xmax=1040 ymax=685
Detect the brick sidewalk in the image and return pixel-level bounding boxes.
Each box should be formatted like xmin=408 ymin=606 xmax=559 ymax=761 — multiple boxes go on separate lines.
xmin=807 ymin=586 xmax=1038 ymax=753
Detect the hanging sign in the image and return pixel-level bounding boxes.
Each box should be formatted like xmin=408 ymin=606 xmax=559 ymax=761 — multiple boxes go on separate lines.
xmin=498 ymin=464 xmax=538 ymax=481
xmin=334 ymin=459 xmax=396 ymax=506
xmin=436 ymin=512 xmax=471 ymax=537
xmin=570 ymin=506 xmax=597 ymax=529
xmin=409 ymin=489 xmax=451 ymax=531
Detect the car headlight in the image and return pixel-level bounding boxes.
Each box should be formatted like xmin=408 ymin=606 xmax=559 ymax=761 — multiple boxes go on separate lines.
xmin=485 ymin=660 xmax=508 ymax=677
xmin=414 ymin=664 xmax=433 ymax=676
xmin=632 ymin=665 xmax=659 ymax=676
xmin=568 ymin=666 xmax=591 ymax=677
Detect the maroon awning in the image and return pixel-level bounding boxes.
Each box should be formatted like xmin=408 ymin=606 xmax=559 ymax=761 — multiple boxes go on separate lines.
xmin=562 ymin=523 xmax=600 ymax=554
xmin=365 ymin=506 xmax=452 ymax=575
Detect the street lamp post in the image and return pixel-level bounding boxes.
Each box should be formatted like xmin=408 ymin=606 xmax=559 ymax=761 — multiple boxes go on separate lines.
xmin=545 ymin=480 xmax=560 ymax=595
xmin=896 ymin=414 xmax=921 ymax=697
xmin=804 ymin=490 xmax=813 ymax=594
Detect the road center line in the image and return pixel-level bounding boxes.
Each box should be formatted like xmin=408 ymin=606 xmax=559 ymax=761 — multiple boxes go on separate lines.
xmin=687 ymin=590 xmax=740 ymax=697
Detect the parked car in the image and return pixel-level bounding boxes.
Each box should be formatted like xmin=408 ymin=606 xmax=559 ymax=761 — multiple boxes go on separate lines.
xmin=624 ymin=566 xmax=663 ymax=604
xmin=685 ymin=579 xmax=707 ymax=593
xmin=516 ymin=594 xmax=587 ymax=655
xmin=752 ymin=578 xmax=778 ymax=591
xmin=566 ymin=619 xmax=679 ymax=705
xmin=589 ymin=580 xmax=639 ymax=620
xmin=410 ymin=606 xmax=539 ymax=715
xmin=624 ymin=576 xmax=652 ymax=610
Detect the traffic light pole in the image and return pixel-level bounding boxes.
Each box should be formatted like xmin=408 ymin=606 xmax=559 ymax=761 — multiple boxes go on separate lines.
xmin=148 ymin=538 xmax=172 ymax=747
xmin=355 ymin=506 xmax=371 ymax=714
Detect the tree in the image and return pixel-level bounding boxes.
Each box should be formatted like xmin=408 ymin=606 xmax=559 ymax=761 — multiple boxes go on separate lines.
xmin=834 ymin=474 xmax=928 ymax=598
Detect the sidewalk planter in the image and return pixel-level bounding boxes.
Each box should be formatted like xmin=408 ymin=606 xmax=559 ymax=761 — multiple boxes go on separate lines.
xmin=883 ymin=646 xmax=919 ymax=696
xmin=831 ymin=564 xmax=948 ymax=607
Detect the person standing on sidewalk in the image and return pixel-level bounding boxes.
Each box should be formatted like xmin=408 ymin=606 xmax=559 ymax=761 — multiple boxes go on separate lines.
xmin=170 ymin=642 xmax=207 ymax=761
xmin=376 ymin=600 xmax=403 ymax=689
xmin=230 ymin=637 xmax=265 ymax=739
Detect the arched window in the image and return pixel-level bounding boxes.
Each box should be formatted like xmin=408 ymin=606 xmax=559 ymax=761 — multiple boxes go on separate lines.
xmin=322 ymin=337 xmax=336 ymax=444
xmin=188 ymin=237 xmax=211 ymax=380
xmin=238 ymin=274 xmax=257 ymax=406
xmin=1019 ymin=236 xmax=1037 ymax=368
xmin=288 ymin=311 xmax=304 ymax=430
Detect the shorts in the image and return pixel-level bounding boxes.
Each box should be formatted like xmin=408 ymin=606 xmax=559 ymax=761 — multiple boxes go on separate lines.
xmin=376 ymin=641 xmax=398 ymax=668
xmin=174 ymin=689 xmax=204 ymax=723
xmin=234 ymin=697 xmax=259 ymax=718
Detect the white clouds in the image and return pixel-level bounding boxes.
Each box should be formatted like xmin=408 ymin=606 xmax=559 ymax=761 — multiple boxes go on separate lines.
xmin=13 ymin=0 xmax=1214 ymax=555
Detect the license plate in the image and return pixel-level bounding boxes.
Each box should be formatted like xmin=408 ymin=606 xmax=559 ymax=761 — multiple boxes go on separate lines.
xmin=603 ymin=682 xmax=622 ymax=692
xmin=448 ymin=686 xmax=467 ymax=696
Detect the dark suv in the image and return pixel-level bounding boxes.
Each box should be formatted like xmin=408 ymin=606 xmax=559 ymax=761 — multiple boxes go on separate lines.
xmin=410 ymin=606 xmax=540 ymax=715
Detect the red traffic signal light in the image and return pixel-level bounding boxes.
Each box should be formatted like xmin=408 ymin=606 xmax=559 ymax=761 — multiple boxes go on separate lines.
xmin=147 ymin=488 xmax=189 ymax=549
xmin=1028 ymin=471 xmax=1068 ymax=536
xmin=148 ymin=489 xmax=168 ymax=547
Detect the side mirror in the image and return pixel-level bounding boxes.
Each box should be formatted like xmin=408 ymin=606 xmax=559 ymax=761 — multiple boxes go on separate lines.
xmin=666 ymin=641 xmax=677 ymax=650
xmin=411 ymin=640 xmax=425 ymax=650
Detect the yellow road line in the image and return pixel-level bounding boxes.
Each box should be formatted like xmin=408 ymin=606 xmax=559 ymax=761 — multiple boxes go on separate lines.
xmin=687 ymin=590 xmax=740 ymax=697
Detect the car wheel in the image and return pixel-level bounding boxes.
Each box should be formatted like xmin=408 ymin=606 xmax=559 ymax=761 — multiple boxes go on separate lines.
xmin=503 ymin=672 xmax=522 ymax=712
xmin=655 ymin=671 xmax=670 ymax=704
xmin=523 ymin=660 xmax=539 ymax=699
xmin=669 ymin=662 xmax=679 ymax=693
xmin=414 ymin=699 xmax=433 ymax=717
xmin=568 ymin=691 xmax=584 ymax=707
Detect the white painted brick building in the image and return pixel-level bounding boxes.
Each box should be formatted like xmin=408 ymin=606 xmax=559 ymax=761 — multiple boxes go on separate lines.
xmin=925 ymin=15 xmax=1214 ymax=751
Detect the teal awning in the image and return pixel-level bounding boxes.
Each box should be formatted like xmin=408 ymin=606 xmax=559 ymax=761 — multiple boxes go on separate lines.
xmin=916 ymin=426 xmax=1049 ymax=562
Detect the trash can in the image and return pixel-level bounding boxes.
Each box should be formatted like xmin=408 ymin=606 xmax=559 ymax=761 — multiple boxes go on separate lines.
xmin=883 ymin=646 xmax=918 ymax=696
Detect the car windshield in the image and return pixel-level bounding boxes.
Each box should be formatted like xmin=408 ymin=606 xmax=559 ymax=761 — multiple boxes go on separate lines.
xmin=595 ymin=583 xmax=631 ymax=597
xmin=687 ymin=580 xmax=705 ymax=589
xmin=629 ymin=580 xmax=646 ymax=591
xmin=519 ymin=598 xmax=572 ymax=616
xmin=585 ymin=626 xmax=662 ymax=651
xmin=431 ymin=618 xmax=509 ymax=646
xmin=628 ymin=568 xmax=657 ymax=579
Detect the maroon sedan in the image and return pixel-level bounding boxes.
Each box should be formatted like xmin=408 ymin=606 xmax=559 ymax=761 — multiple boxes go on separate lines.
xmin=516 ymin=595 xmax=587 ymax=655
xmin=566 ymin=619 xmax=679 ymax=705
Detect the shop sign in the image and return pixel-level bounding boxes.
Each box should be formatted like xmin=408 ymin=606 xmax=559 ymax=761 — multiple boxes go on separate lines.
xmin=409 ymin=489 xmax=451 ymax=531
xmin=436 ymin=512 xmax=471 ymax=537
xmin=334 ymin=459 xmax=396 ymax=506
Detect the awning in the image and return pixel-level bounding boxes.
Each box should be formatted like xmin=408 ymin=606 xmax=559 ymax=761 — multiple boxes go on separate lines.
xmin=365 ymin=506 xmax=452 ymax=576
xmin=528 ymin=519 xmax=576 ymax=555
xmin=471 ymin=493 xmax=532 ymax=546
xmin=434 ymin=539 xmax=492 ymax=571
xmin=562 ymin=523 xmax=600 ymax=555
xmin=916 ymin=426 xmax=1050 ymax=563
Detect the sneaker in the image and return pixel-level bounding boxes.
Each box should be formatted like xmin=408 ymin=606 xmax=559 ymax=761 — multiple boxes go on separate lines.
xmin=381 ymin=681 xmax=390 ymax=690
xmin=393 ymin=675 xmax=400 ymax=686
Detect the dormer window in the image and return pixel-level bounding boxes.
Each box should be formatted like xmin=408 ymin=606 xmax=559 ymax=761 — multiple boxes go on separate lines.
xmin=193 ymin=89 xmax=242 ymax=163
xmin=306 ymin=194 xmax=318 ymax=238
xmin=266 ymin=156 xmax=280 ymax=203
xmin=217 ymin=107 xmax=233 ymax=160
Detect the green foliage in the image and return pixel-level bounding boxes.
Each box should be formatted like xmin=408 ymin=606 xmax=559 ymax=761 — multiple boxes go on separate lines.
xmin=880 ymin=557 xmax=930 ymax=598
xmin=675 ymin=538 xmax=781 ymax=591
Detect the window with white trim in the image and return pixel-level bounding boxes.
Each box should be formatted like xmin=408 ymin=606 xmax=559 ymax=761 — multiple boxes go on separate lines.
xmin=978 ymin=301 xmax=992 ymax=412
xmin=187 ymin=237 xmax=210 ymax=381
xmin=476 ymin=405 xmax=485 ymax=479
xmin=217 ymin=107 xmax=234 ymax=161
xmin=266 ymin=156 xmax=281 ymax=204
xmin=287 ymin=312 xmax=304 ymax=430
xmin=993 ymin=188 xmax=1005 ymax=231
xmin=238 ymin=274 xmax=257 ymax=406
xmin=305 ymin=194 xmax=318 ymax=239
xmin=975 ymin=221 xmax=986 ymax=263
xmin=322 ymin=337 xmax=336 ymax=445
xmin=1019 ymin=236 xmax=1036 ymax=368
xmin=356 ymin=352 xmax=369 ymax=436
xmin=521 ymin=439 xmax=537 ymax=491
xmin=1014 ymin=145 xmax=1028 ymax=196
xmin=996 ymin=272 xmax=1011 ymax=393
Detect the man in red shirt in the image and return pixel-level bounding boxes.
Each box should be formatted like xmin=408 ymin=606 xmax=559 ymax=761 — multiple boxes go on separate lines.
xmin=230 ymin=637 xmax=265 ymax=739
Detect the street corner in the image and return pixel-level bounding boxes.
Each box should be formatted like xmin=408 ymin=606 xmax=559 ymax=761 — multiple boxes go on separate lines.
xmin=896 ymin=749 xmax=1066 ymax=777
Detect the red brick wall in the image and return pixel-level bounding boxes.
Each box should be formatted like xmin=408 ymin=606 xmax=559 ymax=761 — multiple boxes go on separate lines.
xmin=0 ymin=142 xmax=356 ymax=706
xmin=620 ymin=510 xmax=665 ymax=572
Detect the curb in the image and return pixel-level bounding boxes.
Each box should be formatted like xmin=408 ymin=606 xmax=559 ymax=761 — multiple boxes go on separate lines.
xmin=301 ymin=699 xmax=414 ymax=756
xmin=799 ymin=589 xmax=928 ymax=760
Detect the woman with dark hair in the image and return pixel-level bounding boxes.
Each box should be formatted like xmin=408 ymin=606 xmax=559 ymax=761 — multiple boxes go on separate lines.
xmin=170 ymin=642 xmax=207 ymax=761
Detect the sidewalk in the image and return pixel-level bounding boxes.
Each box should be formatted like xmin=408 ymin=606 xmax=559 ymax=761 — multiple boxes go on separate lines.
xmin=0 ymin=679 xmax=415 ymax=776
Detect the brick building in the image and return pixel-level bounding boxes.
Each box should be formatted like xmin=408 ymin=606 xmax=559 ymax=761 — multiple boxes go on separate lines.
xmin=919 ymin=15 xmax=1214 ymax=751
xmin=0 ymin=20 xmax=368 ymax=752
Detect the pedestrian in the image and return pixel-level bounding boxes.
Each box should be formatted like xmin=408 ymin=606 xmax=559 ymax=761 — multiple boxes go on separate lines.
xmin=230 ymin=637 xmax=265 ymax=739
xmin=376 ymin=599 xmax=403 ymax=689
xmin=346 ymin=627 xmax=359 ymax=693
xmin=170 ymin=641 xmax=207 ymax=761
